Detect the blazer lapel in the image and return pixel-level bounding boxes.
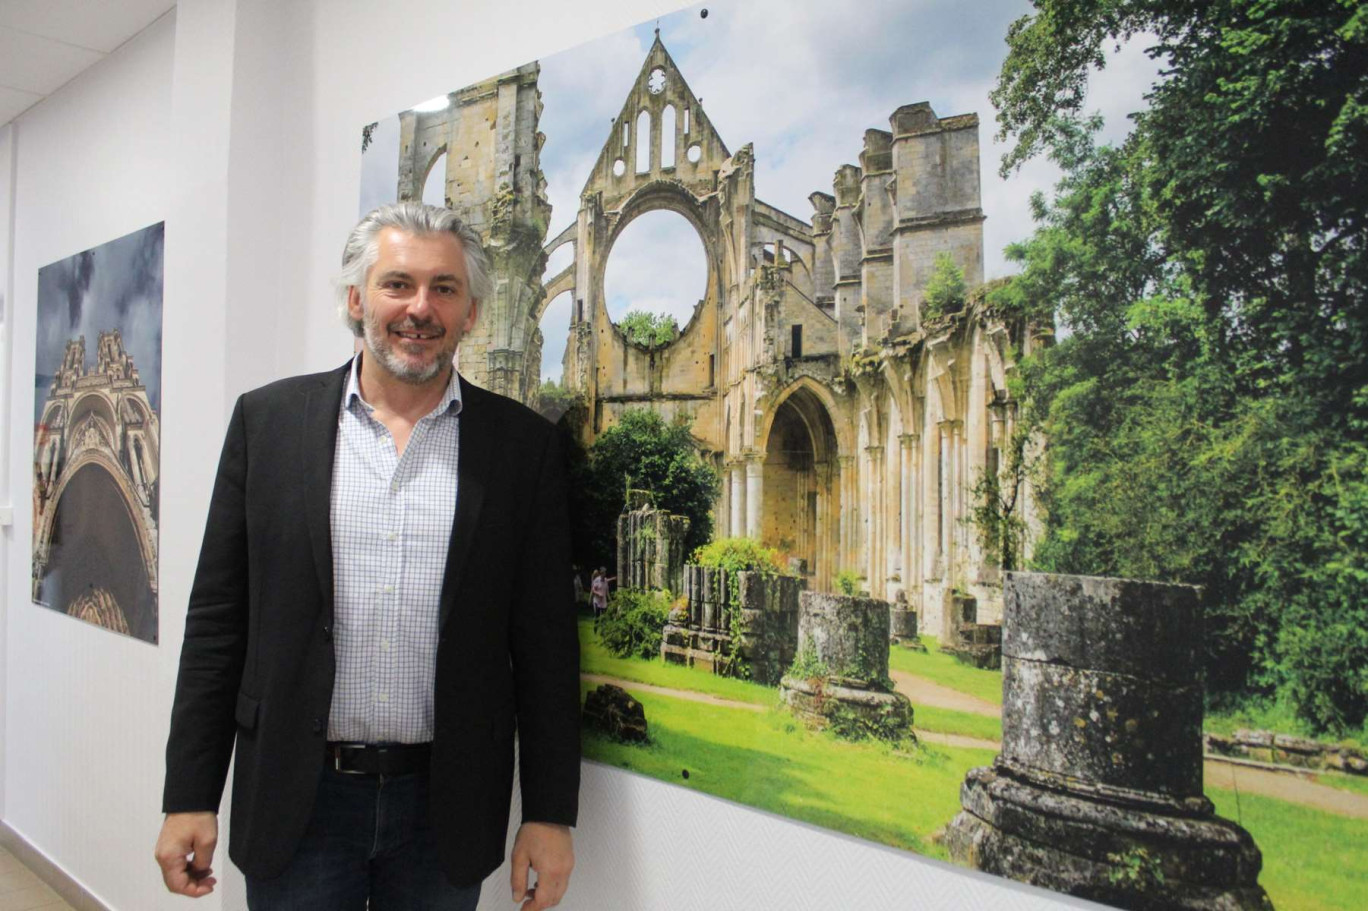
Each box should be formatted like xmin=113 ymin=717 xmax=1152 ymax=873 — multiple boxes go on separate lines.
xmin=303 ymin=362 xmax=349 ymax=616
xmin=439 ymin=376 xmax=492 ymax=630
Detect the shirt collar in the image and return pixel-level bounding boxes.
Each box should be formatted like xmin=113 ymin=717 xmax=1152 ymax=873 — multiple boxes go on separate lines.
xmin=343 ymin=352 xmax=463 ymax=419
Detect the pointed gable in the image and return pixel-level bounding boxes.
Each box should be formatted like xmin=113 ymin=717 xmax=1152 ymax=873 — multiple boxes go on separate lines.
xmin=581 ymin=31 xmax=731 ymax=210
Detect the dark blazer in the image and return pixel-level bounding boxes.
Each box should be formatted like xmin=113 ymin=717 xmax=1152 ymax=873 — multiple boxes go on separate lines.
xmin=162 ymin=362 xmax=580 ymax=886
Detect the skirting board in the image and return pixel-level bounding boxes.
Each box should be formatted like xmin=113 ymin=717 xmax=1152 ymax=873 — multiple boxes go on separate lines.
xmin=0 ymin=822 xmax=111 ymax=911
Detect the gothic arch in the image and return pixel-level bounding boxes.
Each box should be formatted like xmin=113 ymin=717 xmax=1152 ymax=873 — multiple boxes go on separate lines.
xmin=760 ymin=381 xmax=844 ymax=587
xmin=757 ymin=375 xmax=853 ymax=461
xmin=35 ymin=449 xmax=156 ymax=586
xmin=70 ymin=391 xmax=118 ymax=438
xmin=419 ymin=144 xmax=449 ymax=196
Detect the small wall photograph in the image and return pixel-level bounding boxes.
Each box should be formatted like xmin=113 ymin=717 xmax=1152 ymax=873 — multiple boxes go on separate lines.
xmin=357 ymin=1 xmax=1368 ymax=908
xmin=32 ymin=222 xmax=164 ymax=644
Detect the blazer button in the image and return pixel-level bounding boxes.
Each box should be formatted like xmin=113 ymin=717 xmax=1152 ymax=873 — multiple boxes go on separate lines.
xmin=323 ymin=625 xmax=332 ymax=641
xmin=312 ymin=718 xmax=323 ymax=734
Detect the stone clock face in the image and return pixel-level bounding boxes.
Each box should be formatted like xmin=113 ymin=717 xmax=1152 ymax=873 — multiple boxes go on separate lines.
xmin=648 ymin=67 xmax=667 ymax=94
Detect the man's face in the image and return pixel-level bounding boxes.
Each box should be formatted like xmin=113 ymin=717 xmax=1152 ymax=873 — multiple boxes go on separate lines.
xmin=347 ymin=227 xmax=480 ymax=386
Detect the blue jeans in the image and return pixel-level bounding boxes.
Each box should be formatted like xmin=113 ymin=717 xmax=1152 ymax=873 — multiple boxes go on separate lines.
xmin=245 ymin=767 xmax=481 ymax=911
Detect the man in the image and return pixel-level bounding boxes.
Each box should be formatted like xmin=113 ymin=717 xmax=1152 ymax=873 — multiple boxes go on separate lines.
xmin=155 ymin=202 xmax=580 ymax=910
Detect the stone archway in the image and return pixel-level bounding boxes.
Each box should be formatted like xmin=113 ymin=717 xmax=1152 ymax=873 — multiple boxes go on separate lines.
xmin=761 ymin=385 xmax=842 ymax=588
xmin=36 ymin=460 xmax=157 ymax=642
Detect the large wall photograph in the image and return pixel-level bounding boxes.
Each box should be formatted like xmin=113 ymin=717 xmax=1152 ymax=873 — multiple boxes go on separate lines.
xmin=358 ymin=2 xmax=1368 ymax=908
xmin=32 ymin=222 xmax=164 ymax=644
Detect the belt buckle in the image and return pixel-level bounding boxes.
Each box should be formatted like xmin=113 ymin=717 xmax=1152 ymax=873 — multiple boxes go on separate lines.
xmin=331 ymin=743 xmax=369 ymax=775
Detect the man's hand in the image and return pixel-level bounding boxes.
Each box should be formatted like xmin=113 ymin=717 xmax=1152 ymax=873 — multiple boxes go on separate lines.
xmin=154 ymin=812 xmax=219 ymax=897
xmin=510 ymin=821 xmax=574 ymax=910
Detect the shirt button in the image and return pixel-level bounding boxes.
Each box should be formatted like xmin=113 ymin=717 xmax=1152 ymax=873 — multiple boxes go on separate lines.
xmin=380 ymin=639 xmax=391 ymax=651
xmin=377 ymin=693 xmax=389 ymax=703
xmin=383 ymin=584 xmax=395 ymax=594
xmin=390 ymin=481 xmax=399 ymax=493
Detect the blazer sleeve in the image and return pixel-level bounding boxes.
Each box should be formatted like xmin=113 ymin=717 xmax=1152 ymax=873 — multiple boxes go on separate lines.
xmin=509 ymin=428 xmax=581 ymax=826
xmin=162 ymin=394 xmax=251 ymax=813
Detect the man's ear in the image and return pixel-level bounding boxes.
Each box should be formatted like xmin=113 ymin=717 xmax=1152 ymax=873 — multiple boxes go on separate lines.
xmin=463 ymin=297 xmax=480 ymax=333
xmin=347 ymin=286 xmax=364 ymax=324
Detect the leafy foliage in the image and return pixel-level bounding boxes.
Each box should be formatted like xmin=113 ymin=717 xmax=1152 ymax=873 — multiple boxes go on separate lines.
xmin=833 ymin=570 xmax=862 ymax=596
xmin=787 ymin=636 xmax=830 ymax=680
xmin=535 ymin=380 xmax=583 ymax=424
xmin=618 ymin=310 xmax=680 ymax=348
xmin=921 ymin=252 xmax=968 ymax=322
xmin=993 ymin=1 xmax=1368 ymax=734
xmin=825 ymin=700 xmax=914 ymax=745
xmin=571 ymin=408 xmax=720 ymax=572
xmin=691 ymin=537 xmax=783 ymax=574
xmin=596 ymin=588 xmax=674 ymax=660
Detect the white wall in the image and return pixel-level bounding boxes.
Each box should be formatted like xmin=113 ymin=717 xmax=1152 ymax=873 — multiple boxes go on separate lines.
xmin=1 ymin=2 xmax=1098 ymax=910
xmin=0 ymin=119 xmax=14 ymax=828
xmin=4 ymin=13 xmax=182 ymax=911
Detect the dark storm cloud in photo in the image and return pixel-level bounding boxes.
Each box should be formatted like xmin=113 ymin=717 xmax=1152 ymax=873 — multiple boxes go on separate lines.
xmin=35 ymin=223 xmax=165 ymax=424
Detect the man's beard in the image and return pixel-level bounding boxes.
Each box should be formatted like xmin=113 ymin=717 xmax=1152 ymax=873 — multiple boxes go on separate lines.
xmin=361 ymin=308 xmax=457 ymax=386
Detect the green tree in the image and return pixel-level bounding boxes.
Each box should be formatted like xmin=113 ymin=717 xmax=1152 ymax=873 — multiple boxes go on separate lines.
xmin=571 ymin=409 xmax=719 ymax=572
xmin=992 ymin=1 xmax=1368 ymax=734
xmin=921 ymin=252 xmax=967 ymax=322
xmin=535 ymin=379 xmax=582 ymax=424
xmin=618 ymin=310 xmax=680 ymax=348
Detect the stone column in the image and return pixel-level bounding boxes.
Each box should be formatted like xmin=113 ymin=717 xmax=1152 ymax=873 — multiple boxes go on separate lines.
xmin=797 ymin=592 xmax=892 ymax=682
xmin=745 ymin=457 xmax=763 ymax=540
xmin=837 ymin=455 xmax=857 ymax=577
xmin=865 ymin=444 xmax=884 ymax=595
xmin=899 ymin=433 xmax=918 ymax=604
xmin=730 ymin=463 xmax=746 ymax=540
xmin=780 ymin=591 xmax=912 ymax=739
xmin=946 ymin=572 xmax=1271 ymax=911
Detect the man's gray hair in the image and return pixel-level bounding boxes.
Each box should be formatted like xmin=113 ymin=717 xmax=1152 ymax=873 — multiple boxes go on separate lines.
xmin=337 ymin=201 xmax=494 ymax=336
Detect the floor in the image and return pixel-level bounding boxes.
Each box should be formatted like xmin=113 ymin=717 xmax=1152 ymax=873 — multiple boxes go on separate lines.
xmin=0 ymin=846 xmax=75 ymax=911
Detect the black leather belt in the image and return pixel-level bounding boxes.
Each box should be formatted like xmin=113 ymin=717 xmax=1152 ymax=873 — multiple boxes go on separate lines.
xmin=326 ymin=742 xmax=431 ymax=776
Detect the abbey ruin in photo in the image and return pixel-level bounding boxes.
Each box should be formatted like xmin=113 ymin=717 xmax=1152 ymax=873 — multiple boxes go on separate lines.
xmin=393 ymin=35 xmax=1038 ymax=636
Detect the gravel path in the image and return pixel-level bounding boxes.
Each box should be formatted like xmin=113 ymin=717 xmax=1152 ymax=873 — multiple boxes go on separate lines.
xmin=890 ymin=670 xmax=1002 ymax=718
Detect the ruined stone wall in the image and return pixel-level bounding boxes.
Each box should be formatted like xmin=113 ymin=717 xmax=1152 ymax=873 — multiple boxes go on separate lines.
xmin=397 ymin=63 xmax=549 ymax=402
xmin=662 ymin=567 xmax=804 ymax=685
xmin=539 ymin=35 xmax=1029 ymax=625
xmin=615 ymin=493 xmax=691 ymax=595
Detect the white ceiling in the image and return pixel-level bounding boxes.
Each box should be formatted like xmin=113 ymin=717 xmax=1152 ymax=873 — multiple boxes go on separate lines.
xmin=0 ymin=0 xmax=176 ymax=126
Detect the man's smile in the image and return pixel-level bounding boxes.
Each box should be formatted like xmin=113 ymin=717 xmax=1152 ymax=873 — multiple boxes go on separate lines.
xmin=392 ymin=326 xmax=444 ymax=341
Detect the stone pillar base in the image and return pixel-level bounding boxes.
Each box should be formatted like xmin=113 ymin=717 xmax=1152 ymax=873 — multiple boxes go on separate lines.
xmin=779 ymin=675 xmax=914 ymax=742
xmin=946 ymin=764 xmax=1272 ymax=911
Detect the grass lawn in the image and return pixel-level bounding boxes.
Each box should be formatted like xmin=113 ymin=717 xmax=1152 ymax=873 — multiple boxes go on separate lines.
xmin=888 ymin=636 xmax=1004 ymax=705
xmin=578 ymin=619 xmax=1362 ymax=911
xmin=582 ymin=680 xmax=995 ymax=861
xmin=1208 ymin=788 xmax=1368 ymax=911
xmin=578 ymin=618 xmax=778 ymax=706
xmin=914 ymin=705 xmax=1003 ymax=743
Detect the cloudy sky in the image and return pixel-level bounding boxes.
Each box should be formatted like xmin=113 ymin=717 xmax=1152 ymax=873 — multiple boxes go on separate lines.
xmin=35 ymin=222 xmax=164 ymax=424
xmin=359 ymin=0 xmax=1159 ymax=384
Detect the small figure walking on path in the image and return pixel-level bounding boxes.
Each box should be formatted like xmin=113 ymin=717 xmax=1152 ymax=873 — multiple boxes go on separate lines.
xmin=590 ymin=567 xmax=615 ymax=618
